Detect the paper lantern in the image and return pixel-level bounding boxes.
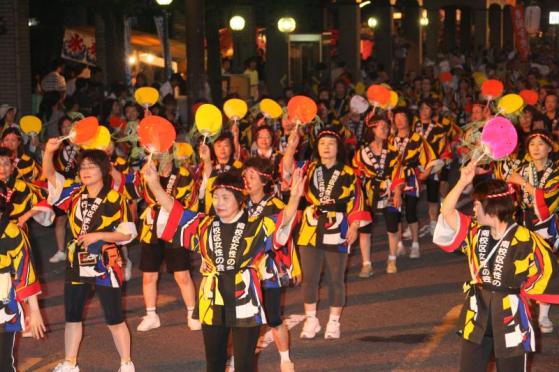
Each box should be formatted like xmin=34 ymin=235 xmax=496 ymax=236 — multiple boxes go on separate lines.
xmin=259 ymin=99 xmax=283 ymax=119
xmin=481 ymin=117 xmax=518 ymax=159
xmin=19 ymin=115 xmax=42 ymax=135
xmin=223 ymin=98 xmax=248 ymax=121
xmin=519 ymin=89 xmax=538 ymax=106
xmin=138 ymin=115 xmax=176 ymax=153
xmin=481 ymin=79 xmax=504 ymax=100
xmin=134 ymin=87 xmax=159 ymax=107
xmin=195 ymin=104 xmax=223 ymax=137
xmin=525 ymin=4 xmax=541 ymax=34
xmin=497 ymin=94 xmax=524 ymax=114
xmin=287 ymin=95 xmax=317 ymax=124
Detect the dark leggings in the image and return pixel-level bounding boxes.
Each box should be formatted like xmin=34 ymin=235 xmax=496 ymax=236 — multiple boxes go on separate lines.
xmin=202 ymin=324 xmax=260 ymax=372
xmin=300 ymin=247 xmax=347 ymax=307
xmin=459 ymin=338 xmax=526 ymax=372
xmin=384 ymin=195 xmax=419 ymax=233
xmin=0 ymin=332 xmax=16 ymax=372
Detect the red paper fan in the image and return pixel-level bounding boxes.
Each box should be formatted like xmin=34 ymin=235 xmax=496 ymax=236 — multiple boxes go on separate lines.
xmin=138 ymin=115 xmax=176 ymax=153
xmin=71 ymin=116 xmax=99 ymax=145
xmin=481 ymin=79 xmax=504 ymax=99
xmin=367 ymin=84 xmax=390 ymax=106
xmin=519 ymin=90 xmax=538 ymax=106
xmin=287 ymin=95 xmax=317 ymax=124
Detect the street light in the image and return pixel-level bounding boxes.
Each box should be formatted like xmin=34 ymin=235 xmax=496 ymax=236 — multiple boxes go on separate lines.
xmin=550 ymin=11 xmax=559 ymax=25
xmin=278 ymin=17 xmax=296 ymax=33
xmin=367 ymin=17 xmax=378 ymax=29
xmin=155 ymin=0 xmax=173 ymax=81
xmin=420 ymin=16 xmax=429 ymax=26
xmin=230 ymin=15 xmax=246 ymax=31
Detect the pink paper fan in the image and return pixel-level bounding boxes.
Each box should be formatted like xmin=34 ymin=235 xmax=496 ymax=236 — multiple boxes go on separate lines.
xmin=480 ymin=117 xmax=518 ymax=159
xmin=350 ymin=95 xmax=369 ymax=114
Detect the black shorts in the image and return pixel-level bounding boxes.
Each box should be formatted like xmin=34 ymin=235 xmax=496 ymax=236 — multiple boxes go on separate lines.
xmin=426 ymin=176 xmax=440 ymax=203
xmin=64 ymin=283 xmax=124 ymax=325
xmin=263 ymin=287 xmax=283 ymax=327
xmin=383 ymin=195 xmax=419 ymax=232
xmin=439 ymin=163 xmax=450 ymax=182
xmin=140 ymin=240 xmax=192 ymax=273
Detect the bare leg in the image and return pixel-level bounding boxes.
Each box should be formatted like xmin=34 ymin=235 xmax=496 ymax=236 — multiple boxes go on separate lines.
xmin=142 ymin=272 xmax=159 ymax=309
xmin=64 ymin=322 xmax=83 ymax=361
xmin=272 ymin=323 xmax=290 ymax=352
xmin=388 ymin=232 xmax=398 ymax=257
xmin=173 ymin=270 xmax=197 ymax=308
xmin=428 ymin=202 xmax=439 ymax=224
xmin=108 ymin=322 xmax=131 ymax=362
xmin=359 ymin=232 xmax=371 ymax=265
xmin=409 ymin=222 xmax=419 ymax=243
xmin=55 ymin=215 xmax=67 ymax=252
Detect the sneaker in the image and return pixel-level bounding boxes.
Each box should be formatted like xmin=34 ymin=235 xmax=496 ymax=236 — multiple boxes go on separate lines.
xmin=53 ymin=362 xmax=79 ymax=372
xmin=137 ymin=313 xmax=160 ymax=332
xmin=419 ymin=224 xmax=431 ymax=238
xmin=409 ymin=242 xmax=420 ymax=259
xmin=300 ymin=316 xmax=321 ymax=339
xmin=324 ymin=320 xmax=340 ymax=339
xmin=386 ymin=259 xmax=397 ymax=274
xmin=118 ymin=361 xmax=135 ymax=372
xmin=187 ymin=314 xmax=202 ymax=331
xmin=402 ymin=227 xmax=412 ymax=240
xmin=397 ymin=241 xmax=407 ymax=256
xmin=539 ymin=316 xmax=554 ymax=334
xmin=49 ymin=251 xmax=67 ymax=263
xmin=124 ymin=257 xmax=133 ymax=282
xmin=280 ymin=361 xmax=295 ymax=372
xmin=358 ymin=263 xmax=374 ymax=278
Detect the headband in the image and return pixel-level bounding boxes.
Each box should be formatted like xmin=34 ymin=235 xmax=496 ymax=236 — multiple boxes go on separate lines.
xmin=211 ymin=184 xmax=246 ymax=194
xmin=317 ymin=130 xmax=341 ymax=141
xmin=244 ymin=168 xmax=273 ymax=180
xmin=486 ymin=183 xmax=515 ymax=199
xmin=526 ymin=133 xmax=555 ymax=147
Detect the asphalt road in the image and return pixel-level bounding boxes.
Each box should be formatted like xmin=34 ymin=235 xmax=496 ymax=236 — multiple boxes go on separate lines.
xmin=15 ymin=214 xmax=559 ymax=372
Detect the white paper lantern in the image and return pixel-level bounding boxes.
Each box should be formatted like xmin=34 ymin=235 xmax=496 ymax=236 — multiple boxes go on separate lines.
xmin=525 ymin=4 xmax=541 ymax=34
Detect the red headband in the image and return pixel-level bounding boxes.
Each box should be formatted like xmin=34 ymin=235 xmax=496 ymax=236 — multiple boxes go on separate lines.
xmin=244 ymin=168 xmax=273 ymax=180
xmin=318 ymin=130 xmax=341 ymax=141
xmin=526 ymin=133 xmax=555 ymax=147
xmin=212 ymin=184 xmax=246 ymax=194
xmin=486 ymin=184 xmax=515 ymax=199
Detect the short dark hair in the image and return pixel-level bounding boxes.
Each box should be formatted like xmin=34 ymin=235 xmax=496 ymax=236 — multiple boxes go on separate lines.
xmin=77 ymin=150 xmax=112 ymax=187
xmin=364 ymin=115 xmax=388 ymax=143
xmin=392 ymin=107 xmax=412 ymax=125
xmin=313 ymin=127 xmax=347 ymax=164
xmin=472 ymin=179 xmax=515 ymax=223
xmin=243 ymin=157 xmax=275 ymax=194
xmin=1 ymin=127 xmax=24 ymax=156
xmin=254 ymin=125 xmax=274 ymax=140
xmin=212 ymin=170 xmax=245 ymax=207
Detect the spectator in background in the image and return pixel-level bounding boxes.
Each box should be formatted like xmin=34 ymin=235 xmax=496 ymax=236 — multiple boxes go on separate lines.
xmin=39 ymin=91 xmax=65 ymax=140
xmin=0 ymin=104 xmax=16 ymax=131
xmin=244 ymin=57 xmax=259 ymax=102
xmin=159 ymin=73 xmax=183 ymax=99
xmin=41 ymin=58 xmax=67 ymax=95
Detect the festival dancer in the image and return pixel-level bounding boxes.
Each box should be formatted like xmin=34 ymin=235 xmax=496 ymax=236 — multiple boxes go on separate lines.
xmin=282 ymin=127 xmax=369 ymax=339
xmin=496 ymin=129 xmax=559 ymax=334
xmin=353 ymin=116 xmax=404 ymax=275
xmin=42 ymin=138 xmax=137 ymax=372
xmin=143 ymin=162 xmax=303 ymax=372
xmin=388 ymin=108 xmax=435 ymax=259
xmin=243 ymin=157 xmax=300 ymax=372
xmin=2 ymin=128 xmax=41 ymax=182
xmin=0 ymin=183 xmax=46 ymax=371
xmin=125 ymin=152 xmax=201 ymax=332
xmin=434 ymin=160 xmax=559 ymax=372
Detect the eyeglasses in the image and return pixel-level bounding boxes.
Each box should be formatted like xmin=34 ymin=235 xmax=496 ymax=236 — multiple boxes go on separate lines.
xmin=79 ymin=164 xmax=99 ymax=171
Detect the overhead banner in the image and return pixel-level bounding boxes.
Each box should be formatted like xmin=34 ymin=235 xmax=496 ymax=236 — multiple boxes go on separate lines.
xmin=61 ymin=28 xmax=96 ymax=65
xmin=511 ymin=5 xmax=530 ymax=61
